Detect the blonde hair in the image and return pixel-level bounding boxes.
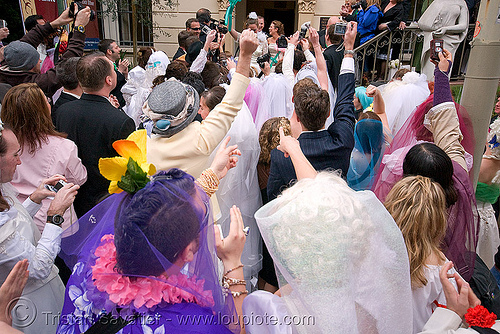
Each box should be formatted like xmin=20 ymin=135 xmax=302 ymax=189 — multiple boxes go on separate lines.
xmin=366 ymin=0 xmax=381 ymax=8
xmin=384 ymin=175 xmax=447 ymax=288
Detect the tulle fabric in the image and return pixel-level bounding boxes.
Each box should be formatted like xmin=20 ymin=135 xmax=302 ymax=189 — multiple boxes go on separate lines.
xmin=122 ymin=66 xmax=151 ymax=127
xmin=382 ymin=72 xmax=430 ymax=135
xmin=253 ymin=177 xmax=413 ymax=333
xmin=58 ymin=173 xmax=239 ymax=333
xmin=207 ymin=101 xmax=263 ymax=292
xmin=347 ymin=119 xmax=386 ymax=190
xmin=371 ymin=97 xmax=478 ymax=280
xmin=261 ymin=74 xmax=294 ymax=119
xmin=244 ymin=78 xmax=270 ymax=131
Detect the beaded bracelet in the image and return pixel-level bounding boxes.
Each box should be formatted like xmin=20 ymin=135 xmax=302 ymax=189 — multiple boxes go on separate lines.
xmin=197 ymin=168 xmax=220 ymax=197
xmin=222 ymin=276 xmax=246 ymax=289
xmin=230 ymin=290 xmax=248 ymax=298
xmin=224 ymin=264 xmax=244 ymax=276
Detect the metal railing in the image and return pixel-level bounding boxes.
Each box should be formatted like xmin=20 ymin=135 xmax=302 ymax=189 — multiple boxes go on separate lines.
xmin=353 ymin=24 xmax=475 ymax=84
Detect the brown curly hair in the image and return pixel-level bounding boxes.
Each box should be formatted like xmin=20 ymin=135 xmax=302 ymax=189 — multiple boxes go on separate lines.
xmin=258 ymin=117 xmax=291 ymax=165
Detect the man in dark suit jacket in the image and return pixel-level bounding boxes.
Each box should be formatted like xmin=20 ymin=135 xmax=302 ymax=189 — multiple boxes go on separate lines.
xmin=98 ymin=39 xmax=129 ymax=108
xmin=56 ymin=53 xmax=135 ymax=217
xmin=52 ymin=57 xmax=81 ymax=125
xmin=323 ymin=19 xmax=345 ymax=92
xmin=267 ymin=22 xmax=358 ymax=201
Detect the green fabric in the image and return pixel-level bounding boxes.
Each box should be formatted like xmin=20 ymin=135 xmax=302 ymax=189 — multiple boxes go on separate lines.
xmin=476 ymin=182 xmax=500 ymax=204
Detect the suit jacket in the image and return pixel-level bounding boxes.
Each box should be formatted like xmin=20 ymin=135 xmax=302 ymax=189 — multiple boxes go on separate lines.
xmin=323 ymin=43 xmax=344 ymax=91
xmin=51 ymin=92 xmax=78 ymax=126
xmin=110 ymin=69 xmax=126 ymax=108
xmin=173 ymin=47 xmax=186 ymax=60
xmin=267 ymin=71 xmax=356 ymax=200
xmin=55 ymin=93 xmax=135 ymax=217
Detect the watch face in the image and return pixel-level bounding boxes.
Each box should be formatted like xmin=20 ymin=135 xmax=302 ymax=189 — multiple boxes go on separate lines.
xmin=51 ymin=215 xmax=64 ymax=225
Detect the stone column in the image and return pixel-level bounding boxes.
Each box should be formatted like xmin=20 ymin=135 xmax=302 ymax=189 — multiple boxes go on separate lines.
xmin=298 ymin=0 xmax=317 ymax=28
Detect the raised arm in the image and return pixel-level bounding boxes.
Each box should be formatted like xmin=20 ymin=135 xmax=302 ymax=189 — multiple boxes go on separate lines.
xmin=191 ymin=30 xmax=216 ymax=73
xmin=327 ymin=22 xmax=356 ymax=148
xmin=282 ymin=31 xmax=299 ymax=84
xmin=424 ymin=49 xmax=467 ymax=171
xmin=277 ymin=127 xmax=317 ymax=180
xmin=366 ymin=85 xmax=391 ymax=135
xmin=309 ymin=27 xmax=328 ymax=92
xmin=197 ymin=30 xmax=258 ymax=154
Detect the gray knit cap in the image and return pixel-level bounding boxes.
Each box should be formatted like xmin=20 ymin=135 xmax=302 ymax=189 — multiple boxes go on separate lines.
xmin=4 ymin=41 xmax=40 ymax=71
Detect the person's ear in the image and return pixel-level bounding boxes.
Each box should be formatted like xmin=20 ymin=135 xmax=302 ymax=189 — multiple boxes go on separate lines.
xmin=179 ymin=240 xmax=197 ymax=263
xmin=105 ymin=75 xmax=113 ymax=86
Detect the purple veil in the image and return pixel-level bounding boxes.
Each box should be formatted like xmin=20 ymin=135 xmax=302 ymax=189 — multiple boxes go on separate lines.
xmin=57 ymin=169 xmax=239 ymax=334
xmin=371 ymin=95 xmax=479 ymax=280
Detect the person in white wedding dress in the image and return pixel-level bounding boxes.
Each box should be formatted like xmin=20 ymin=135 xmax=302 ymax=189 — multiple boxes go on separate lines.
xmin=244 ymin=128 xmax=413 ymax=333
xmin=230 ymin=12 xmax=269 ymax=76
xmin=381 ymin=71 xmax=430 ymax=134
xmin=0 ymin=126 xmax=78 ymax=334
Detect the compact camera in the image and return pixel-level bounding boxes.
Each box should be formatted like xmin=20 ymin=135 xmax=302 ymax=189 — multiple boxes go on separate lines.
xmin=45 ymin=180 xmax=68 ymax=193
xmin=299 ymin=22 xmax=311 ymax=40
xmin=69 ymin=0 xmax=96 ymax=21
xmin=430 ymin=39 xmax=444 ymax=62
xmin=257 ymin=53 xmax=271 ymax=69
xmin=202 ymin=19 xmax=229 ymax=37
xmin=351 ymin=0 xmax=367 ymax=10
xmin=0 ymin=20 xmax=7 ymax=28
xmin=276 ymin=35 xmax=288 ymax=48
xmin=334 ymin=22 xmax=348 ymax=35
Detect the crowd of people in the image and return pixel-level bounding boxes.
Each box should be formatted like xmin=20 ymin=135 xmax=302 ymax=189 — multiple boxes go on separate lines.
xmin=0 ymin=2 xmax=499 ymax=334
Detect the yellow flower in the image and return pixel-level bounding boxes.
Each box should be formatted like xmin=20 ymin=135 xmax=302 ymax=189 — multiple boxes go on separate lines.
xmin=99 ymin=129 xmax=156 ymax=194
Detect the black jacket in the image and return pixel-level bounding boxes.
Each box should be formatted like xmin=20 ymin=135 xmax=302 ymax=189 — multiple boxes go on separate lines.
xmin=267 ymin=71 xmax=356 ymax=200
xmin=56 ymin=93 xmax=135 ymax=217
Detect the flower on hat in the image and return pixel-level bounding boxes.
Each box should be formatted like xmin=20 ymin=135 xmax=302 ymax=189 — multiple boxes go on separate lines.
xmin=99 ymin=129 xmax=156 ymax=194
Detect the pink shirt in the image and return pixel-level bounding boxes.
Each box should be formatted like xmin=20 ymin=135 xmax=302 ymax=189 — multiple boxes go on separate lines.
xmin=11 ymin=135 xmax=87 ymax=233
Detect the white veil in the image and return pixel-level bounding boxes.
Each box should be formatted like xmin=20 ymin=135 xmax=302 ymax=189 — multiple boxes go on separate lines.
xmin=383 ymin=72 xmax=430 ymax=135
xmin=208 ymin=98 xmax=263 ymax=291
xmin=261 ymin=73 xmax=294 ymax=119
xmin=251 ymin=172 xmax=413 ymax=333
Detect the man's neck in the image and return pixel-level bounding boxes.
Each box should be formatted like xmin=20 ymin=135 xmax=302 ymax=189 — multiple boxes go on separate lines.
xmin=83 ymin=90 xmax=111 ymax=99
xmin=63 ymin=87 xmax=83 ymax=97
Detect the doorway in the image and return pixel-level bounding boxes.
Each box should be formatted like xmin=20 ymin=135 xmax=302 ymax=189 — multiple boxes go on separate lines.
xmin=246 ymin=0 xmax=297 ymax=36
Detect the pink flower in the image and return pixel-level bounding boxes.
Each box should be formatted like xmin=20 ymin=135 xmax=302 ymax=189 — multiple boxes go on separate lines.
xmin=91 ymin=234 xmax=215 ymax=310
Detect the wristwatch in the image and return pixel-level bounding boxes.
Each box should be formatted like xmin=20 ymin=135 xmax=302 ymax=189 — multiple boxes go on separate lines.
xmin=47 ymin=214 xmax=64 ymax=226
xmin=76 ymin=25 xmax=85 ymax=34
xmin=344 ymin=49 xmax=355 ymax=56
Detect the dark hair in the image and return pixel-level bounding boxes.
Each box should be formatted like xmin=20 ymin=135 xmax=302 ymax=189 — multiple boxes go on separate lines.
xmin=166 ymin=61 xmax=188 ymax=81
xmin=201 ymin=61 xmax=221 ymax=89
xmin=271 ymin=20 xmax=284 ymax=35
xmin=196 ymin=8 xmax=211 ymax=24
xmin=76 ymin=52 xmax=113 ymax=92
xmin=97 ymin=39 xmax=116 ymax=53
xmin=403 ymin=142 xmax=458 ymax=207
xmin=275 ymin=60 xmax=283 ymax=74
xmin=326 ymin=24 xmax=343 ymax=45
xmin=245 ymin=17 xmax=258 ymax=28
xmin=293 ymin=78 xmax=330 ymax=131
xmin=185 ymin=35 xmax=200 ymax=50
xmin=201 ymin=86 xmax=225 ymax=111
xmin=1 ymin=83 xmax=66 ymax=154
xmin=178 ymin=30 xmax=192 ymax=49
xmin=56 ymin=57 xmax=80 ymax=91
xmin=293 ymin=50 xmax=306 ymax=72
xmin=358 ymin=111 xmax=381 ymax=121
xmin=115 ymin=169 xmax=202 ymax=276
xmin=182 ymin=71 xmax=205 ymax=96
xmin=137 ymin=47 xmax=155 ymax=69
xmin=185 ymin=18 xmax=199 ymax=30
xmin=24 ymin=15 xmax=44 ymax=32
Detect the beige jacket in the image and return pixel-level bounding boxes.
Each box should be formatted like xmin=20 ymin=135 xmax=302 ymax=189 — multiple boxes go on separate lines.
xmin=147 ymin=73 xmax=250 ymax=178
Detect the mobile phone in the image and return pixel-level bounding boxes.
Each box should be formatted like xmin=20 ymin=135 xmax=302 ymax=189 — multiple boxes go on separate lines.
xmin=0 ymin=20 xmax=7 ymax=28
xmin=45 ymin=180 xmax=67 ymax=193
xmin=201 ymin=25 xmax=212 ymax=36
xmin=430 ymin=39 xmax=444 ymax=62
